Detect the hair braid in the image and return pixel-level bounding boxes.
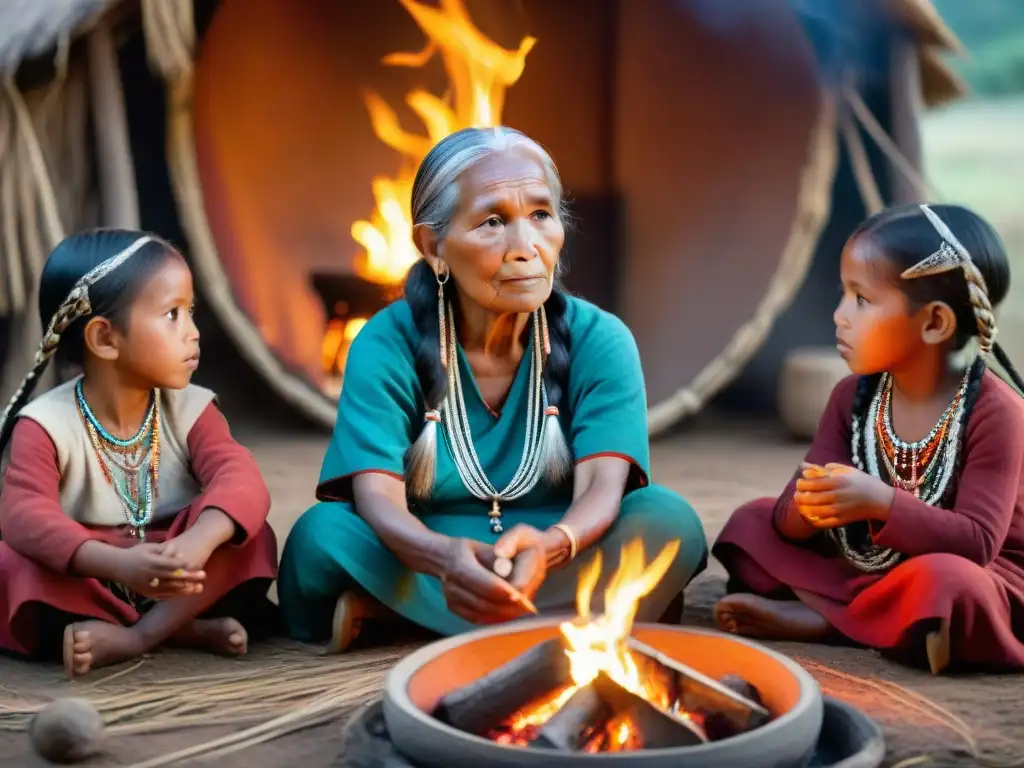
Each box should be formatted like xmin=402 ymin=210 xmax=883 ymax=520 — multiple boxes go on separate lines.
xmin=964 ymin=262 xmax=997 ymax=353
xmin=992 ymin=342 xmax=1024 ymax=396
xmin=0 ymin=358 xmax=51 ymax=460
xmin=403 ymin=260 xmax=447 ymax=499
xmin=937 ymin=355 xmax=988 ymax=507
xmin=403 ymin=125 xmax=571 ymax=499
xmin=849 ymin=373 xmax=881 ymax=469
xmin=538 ymin=288 xmax=572 ymax=484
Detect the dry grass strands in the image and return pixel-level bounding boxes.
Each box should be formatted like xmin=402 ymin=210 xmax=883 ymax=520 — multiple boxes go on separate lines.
xmin=798 ymin=659 xmax=1024 ymax=768
xmin=0 ymin=648 xmax=409 ymax=738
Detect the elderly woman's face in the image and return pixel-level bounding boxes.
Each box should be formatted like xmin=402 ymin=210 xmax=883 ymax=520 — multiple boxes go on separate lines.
xmin=426 ymin=148 xmax=565 ymax=315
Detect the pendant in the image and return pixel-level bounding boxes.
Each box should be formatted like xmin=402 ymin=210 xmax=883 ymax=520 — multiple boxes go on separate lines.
xmin=130 ymin=525 xmax=146 ymax=541
xmin=489 ymin=497 xmax=503 ymax=534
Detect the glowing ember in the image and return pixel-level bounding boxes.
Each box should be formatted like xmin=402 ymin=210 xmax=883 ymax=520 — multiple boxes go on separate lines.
xmin=488 ymin=539 xmax=684 ymax=750
xmin=322 ymin=316 xmax=367 ymax=373
xmin=351 ymin=0 xmax=536 ymax=286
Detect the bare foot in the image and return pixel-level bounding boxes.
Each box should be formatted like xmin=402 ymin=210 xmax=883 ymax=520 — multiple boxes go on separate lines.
xmin=714 ymin=593 xmax=832 ymax=642
xmin=63 ymin=622 xmax=144 ymax=679
xmin=328 ymin=591 xmax=394 ymax=654
xmin=172 ymin=618 xmax=248 ymax=656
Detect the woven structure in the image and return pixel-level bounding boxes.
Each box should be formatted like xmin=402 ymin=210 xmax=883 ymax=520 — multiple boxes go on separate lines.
xmin=0 ymin=0 xmax=966 ymax=433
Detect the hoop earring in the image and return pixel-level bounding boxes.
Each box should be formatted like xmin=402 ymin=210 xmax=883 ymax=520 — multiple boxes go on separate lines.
xmin=437 ymin=262 xmax=450 ymax=369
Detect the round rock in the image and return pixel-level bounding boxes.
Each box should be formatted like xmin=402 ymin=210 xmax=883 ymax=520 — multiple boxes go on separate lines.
xmin=29 ymin=697 xmax=104 ymax=764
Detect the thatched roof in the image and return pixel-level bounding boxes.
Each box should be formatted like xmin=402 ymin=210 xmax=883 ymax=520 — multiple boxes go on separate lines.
xmin=0 ymin=0 xmax=113 ymax=74
xmin=885 ymin=0 xmax=967 ymax=107
xmin=0 ymin=0 xmax=967 ymax=98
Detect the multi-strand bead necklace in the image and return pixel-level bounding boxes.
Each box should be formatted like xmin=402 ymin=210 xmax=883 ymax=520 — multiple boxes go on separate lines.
xmin=75 ymin=380 xmax=161 ymax=540
xmin=834 ymin=370 xmax=969 ymax=572
xmin=439 ymin=302 xmax=550 ymax=534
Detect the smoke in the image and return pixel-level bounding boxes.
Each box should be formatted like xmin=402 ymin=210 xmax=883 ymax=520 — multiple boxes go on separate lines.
xmin=678 ymin=0 xmax=899 ymax=90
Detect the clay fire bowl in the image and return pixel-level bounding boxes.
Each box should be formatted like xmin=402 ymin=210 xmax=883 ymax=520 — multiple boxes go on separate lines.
xmin=383 ymin=618 xmax=824 ymax=768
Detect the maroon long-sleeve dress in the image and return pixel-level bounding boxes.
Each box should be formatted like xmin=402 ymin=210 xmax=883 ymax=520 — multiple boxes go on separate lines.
xmin=0 ymin=403 xmax=279 ymax=657
xmin=713 ymin=372 xmax=1024 ymax=669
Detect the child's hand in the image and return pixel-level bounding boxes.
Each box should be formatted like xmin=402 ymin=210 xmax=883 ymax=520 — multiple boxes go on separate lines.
xmin=793 ymin=463 xmax=895 ymax=528
xmin=113 ymin=543 xmax=206 ymax=599
xmin=159 ymin=532 xmax=216 ymax=573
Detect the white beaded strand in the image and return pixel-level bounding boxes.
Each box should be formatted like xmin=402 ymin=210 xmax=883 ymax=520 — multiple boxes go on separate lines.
xmin=439 ymin=302 xmax=548 ymax=533
xmin=832 ymin=370 xmax=970 ymax=572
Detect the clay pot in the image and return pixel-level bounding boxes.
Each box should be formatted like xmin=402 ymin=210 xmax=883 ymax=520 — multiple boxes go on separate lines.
xmin=778 ymin=347 xmax=852 ymax=440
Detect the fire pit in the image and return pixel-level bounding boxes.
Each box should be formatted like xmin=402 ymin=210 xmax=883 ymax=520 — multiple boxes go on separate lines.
xmin=382 ymin=620 xmax=822 ymax=767
xmin=375 ymin=541 xmax=829 ymax=767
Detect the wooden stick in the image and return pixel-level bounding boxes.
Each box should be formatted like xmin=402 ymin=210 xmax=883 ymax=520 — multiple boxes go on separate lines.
xmin=627 ymin=637 xmax=770 ymax=735
xmin=492 ymin=556 xmax=539 ymax=614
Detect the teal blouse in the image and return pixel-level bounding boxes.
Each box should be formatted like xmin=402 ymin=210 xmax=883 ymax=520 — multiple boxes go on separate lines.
xmin=316 ymin=296 xmax=650 ymax=530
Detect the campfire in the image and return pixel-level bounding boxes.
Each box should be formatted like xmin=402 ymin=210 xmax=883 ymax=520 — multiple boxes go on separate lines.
xmin=430 ymin=540 xmax=770 ymax=754
xmin=318 ymin=0 xmax=536 ymax=391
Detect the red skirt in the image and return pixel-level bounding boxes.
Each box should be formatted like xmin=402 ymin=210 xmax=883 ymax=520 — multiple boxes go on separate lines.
xmin=0 ymin=501 xmax=278 ymax=656
xmin=712 ymin=498 xmax=1024 ymax=670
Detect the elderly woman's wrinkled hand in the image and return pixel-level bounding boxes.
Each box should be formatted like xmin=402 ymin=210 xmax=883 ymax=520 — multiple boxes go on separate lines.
xmin=439 ymin=537 xmax=540 ymax=625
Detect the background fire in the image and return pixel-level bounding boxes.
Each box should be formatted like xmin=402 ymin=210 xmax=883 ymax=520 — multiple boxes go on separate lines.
xmin=321 ymin=0 xmax=537 ymax=389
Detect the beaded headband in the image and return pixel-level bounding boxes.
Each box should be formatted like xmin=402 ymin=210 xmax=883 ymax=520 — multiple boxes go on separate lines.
xmin=0 ymin=235 xmax=154 ymax=435
xmin=901 ymin=204 xmax=996 ymax=353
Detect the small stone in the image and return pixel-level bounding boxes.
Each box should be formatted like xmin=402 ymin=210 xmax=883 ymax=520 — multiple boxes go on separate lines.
xmin=493 ymin=557 xmax=513 ymax=579
xmin=29 ymin=698 xmax=104 ymax=764
xmin=704 ymin=675 xmax=767 ymax=741
xmin=718 ymin=674 xmax=764 ymax=706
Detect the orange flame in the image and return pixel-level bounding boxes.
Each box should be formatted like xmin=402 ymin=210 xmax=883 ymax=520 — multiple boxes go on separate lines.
xmin=560 ymin=539 xmax=681 ymax=708
xmin=498 ymin=539 xmax=682 ymax=747
xmin=351 ymin=0 xmax=537 ymax=285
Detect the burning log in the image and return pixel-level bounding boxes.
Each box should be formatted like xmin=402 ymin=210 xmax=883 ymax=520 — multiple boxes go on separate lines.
xmin=529 ymin=685 xmax=611 ymax=751
xmin=627 ymin=638 xmax=771 ymax=740
xmin=529 ymin=673 xmax=706 ymax=752
xmin=590 ymin=673 xmax=707 ymax=749
xmin=432 ymin=638 xmax=573 ymax=736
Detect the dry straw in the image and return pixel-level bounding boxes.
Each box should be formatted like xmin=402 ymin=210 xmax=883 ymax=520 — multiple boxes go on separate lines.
xmin=0 ymin=645 xmax=417 ymax=765
xmin=799 ymin=658 xmax=1024 ymax=768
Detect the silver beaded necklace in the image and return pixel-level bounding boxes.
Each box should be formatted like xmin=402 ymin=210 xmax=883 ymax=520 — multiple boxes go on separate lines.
xmin=834 ymin=370 xmax=970 ymax=572
xmin=440 ymin=301 xmax=548 ymax=533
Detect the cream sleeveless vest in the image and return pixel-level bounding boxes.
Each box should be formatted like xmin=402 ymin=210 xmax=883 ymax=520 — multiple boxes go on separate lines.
xmin=18 ymin=378 xmax=216 ymax=527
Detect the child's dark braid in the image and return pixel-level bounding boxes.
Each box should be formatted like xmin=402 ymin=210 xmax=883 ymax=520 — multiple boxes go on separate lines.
xmin=992 ymin=342 xmax=1024 ymax=396
xmin=940 ymin=355 xmax=988 ymax=507
xmin=849 ymin=373 xmax=881 ymax=468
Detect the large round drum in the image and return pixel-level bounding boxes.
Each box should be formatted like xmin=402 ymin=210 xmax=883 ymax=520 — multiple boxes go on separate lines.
xmin=170 ymin=0 xmax=837 ymax=432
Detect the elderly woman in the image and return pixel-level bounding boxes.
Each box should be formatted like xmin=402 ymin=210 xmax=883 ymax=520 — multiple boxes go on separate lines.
xmin=277 ymin=127 xmax=708 ymax=649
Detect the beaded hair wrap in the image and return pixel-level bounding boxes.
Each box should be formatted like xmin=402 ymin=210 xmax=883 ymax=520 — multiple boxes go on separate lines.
xmin=0 ymin=236 xmax=154 ymax=440
xmin=902 ymin=204 xmax=997 ymax=353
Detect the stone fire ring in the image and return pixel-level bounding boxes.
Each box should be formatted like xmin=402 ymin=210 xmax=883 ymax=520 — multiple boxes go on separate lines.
xmin=382 ymin=618 xmax=825 ymax=768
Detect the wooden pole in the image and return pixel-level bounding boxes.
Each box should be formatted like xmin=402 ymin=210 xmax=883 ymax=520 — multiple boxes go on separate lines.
xmin=887 ymin=33 xmax=924 ymax=204
xmin=87 ymin=20 xmax=139 ymax=228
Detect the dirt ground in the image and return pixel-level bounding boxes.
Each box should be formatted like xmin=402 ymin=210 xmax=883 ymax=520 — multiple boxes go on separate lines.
xmin=1 ymin=410 xmax=1020 ymax=767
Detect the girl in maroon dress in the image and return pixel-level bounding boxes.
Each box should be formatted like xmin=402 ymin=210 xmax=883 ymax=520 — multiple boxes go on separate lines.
xmin=713 ymin=203 xmax=1024 ymax=674
xmin=0 ymin=229 xmax=278 ymax=678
